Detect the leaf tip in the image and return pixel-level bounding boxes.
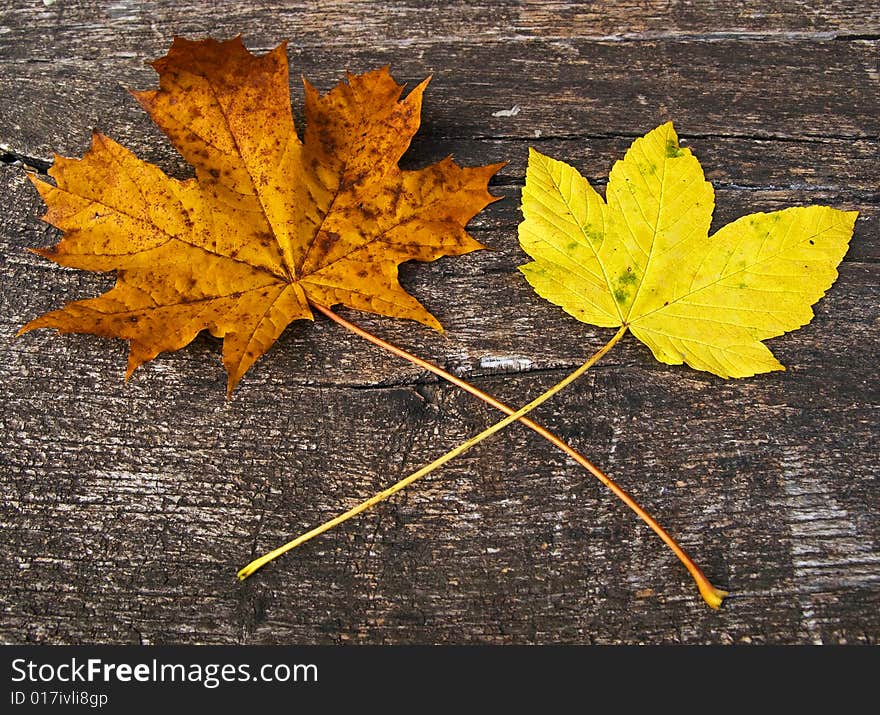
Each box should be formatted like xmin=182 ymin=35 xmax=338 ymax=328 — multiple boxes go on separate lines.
xmin=418 ymin=311 xmax=444 ymax=334
xmin=125 ymin=348 xmax=148 ymax=382
xmin=527 ymin=145 xmax=545 ymax=160
xmin=843 ymin=209 xmax=860 ymax=228
xmin=17 ymin=311 xmax=60 ymax=337
xmin=652 ymin=120 xmax=677 ymax=144
xmin=14 ymin=321 xmax=35 ymax=339
xmin=486 ymin=159 xmax=509 ymax=177
xmin=30 ymin=245 xmax=57 ymax=259
xmin=89 ymin=129 xmax=109 ymax=149
xmin=27 ymin=174 xmax=52 ymax=197
xmin=301 ymin=74 xmax=319 ymax=99
xmin=402 ymin=73 xmax=431 ymax=106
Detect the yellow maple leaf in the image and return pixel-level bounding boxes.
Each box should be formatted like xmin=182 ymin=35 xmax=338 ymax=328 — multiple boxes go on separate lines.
xmin=21 ymin=37 xmax=502 ymax=392
xmin=519 ymin=122 xmax=857 ymax=378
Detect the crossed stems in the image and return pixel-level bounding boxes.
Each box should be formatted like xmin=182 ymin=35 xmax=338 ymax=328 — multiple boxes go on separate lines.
xmin=238 ymin=303 xmax=728 ymax=610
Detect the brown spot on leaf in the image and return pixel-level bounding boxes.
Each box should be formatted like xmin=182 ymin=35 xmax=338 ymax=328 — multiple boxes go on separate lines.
xmin=23 ymin=41 xmax=500 ymax=393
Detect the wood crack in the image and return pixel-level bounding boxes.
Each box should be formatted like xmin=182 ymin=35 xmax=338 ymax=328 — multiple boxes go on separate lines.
xmin=0 ymin=149 xmax=51 ymax=173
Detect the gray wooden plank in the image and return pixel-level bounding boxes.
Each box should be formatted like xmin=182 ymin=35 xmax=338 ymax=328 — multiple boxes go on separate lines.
xmin=1 ymin=37 xmax=877 ymax=167
xmin=1 ymin=0 xmax=876 ymax=66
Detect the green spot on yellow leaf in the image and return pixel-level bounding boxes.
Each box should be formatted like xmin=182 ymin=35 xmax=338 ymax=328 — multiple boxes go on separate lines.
xmin=665 ymin=138 xmax=683 ymax=158
xmin=618 ymin=270 xmax=637 ymax=286
xmin=518 ymin=121 xmax=857 ymax=379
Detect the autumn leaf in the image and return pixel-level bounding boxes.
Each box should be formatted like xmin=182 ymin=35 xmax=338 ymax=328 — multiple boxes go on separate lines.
xmin=20 ymin=36 xmax=502 ymax=392
xmin=519 ymin=122 xmax=857 ymax=377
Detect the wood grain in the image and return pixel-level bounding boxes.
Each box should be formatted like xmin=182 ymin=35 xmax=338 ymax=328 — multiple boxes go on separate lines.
xmin=0 ymin=0 xmax=877 ymax=644
xmin=1 ymin=0 xmax=877 ymax=60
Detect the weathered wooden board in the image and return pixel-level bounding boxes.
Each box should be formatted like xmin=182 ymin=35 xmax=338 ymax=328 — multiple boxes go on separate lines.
xmin=4 ymin=38 xmax=878 ymax=166
xmin=0 ymin=0 xmax=878 ymax=644
xmin=1 ymin=0 xmax=877 ymax=58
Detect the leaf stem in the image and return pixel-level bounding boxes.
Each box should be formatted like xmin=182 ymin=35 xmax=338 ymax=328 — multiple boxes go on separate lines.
xmin=237 ymin=315 xmax=726 ymax=608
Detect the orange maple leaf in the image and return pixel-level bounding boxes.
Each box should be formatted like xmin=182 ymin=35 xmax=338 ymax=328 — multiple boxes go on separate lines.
xmin=21 ymin=37 xmax=502 ymax=392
